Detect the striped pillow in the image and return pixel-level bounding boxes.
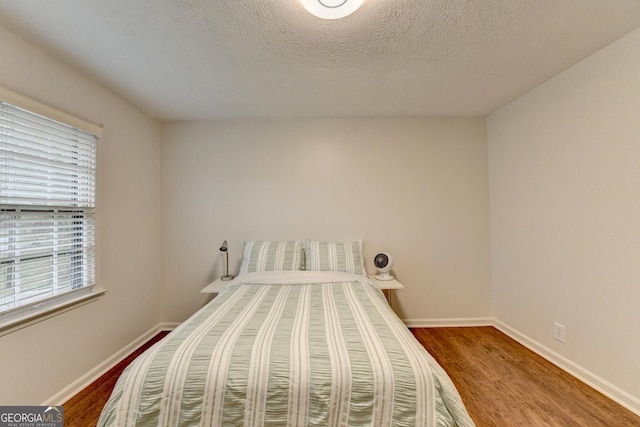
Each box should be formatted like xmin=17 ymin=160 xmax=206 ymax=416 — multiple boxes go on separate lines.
xmin=305 ymin=240 xmax=365 ymax=276
xmin=239 ymin=240 xmax=304 ymax=274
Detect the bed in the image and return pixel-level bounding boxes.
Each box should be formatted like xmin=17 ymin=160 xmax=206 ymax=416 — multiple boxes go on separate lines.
xmin=98 ymin=241 xmax=475 ymax=426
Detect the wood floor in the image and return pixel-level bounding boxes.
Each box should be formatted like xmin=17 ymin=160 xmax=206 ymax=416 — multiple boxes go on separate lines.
xmin=62 ymin=331 xmax=169 ymax=427
xmin=413 ymin=327 xmax=640 ymax=427
xmin=63 ymin=327 xmax=640 ymax=426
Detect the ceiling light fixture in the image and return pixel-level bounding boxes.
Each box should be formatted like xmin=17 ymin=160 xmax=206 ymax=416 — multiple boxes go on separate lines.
xmin=301 ymin=0 xmax=365 ymax=20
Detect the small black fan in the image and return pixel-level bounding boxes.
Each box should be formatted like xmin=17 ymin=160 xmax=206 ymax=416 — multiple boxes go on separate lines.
xmin=374 ymin=252 xmax=393 ymax=281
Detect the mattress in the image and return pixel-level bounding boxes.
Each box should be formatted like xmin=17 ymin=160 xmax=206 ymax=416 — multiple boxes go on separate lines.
xmin=98 ymin=271 xmax=475 ymax=426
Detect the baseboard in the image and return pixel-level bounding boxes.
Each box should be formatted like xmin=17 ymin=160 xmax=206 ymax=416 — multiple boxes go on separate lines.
xmin=157 ymin=321 xmax=180 ymax=331
xmin=403 ymin=317 xmax=494 ymax=328
xmin=44 ymin=323 xmax=176 ymax=406
xmin=494 ymin=319 xmax=640 ymax=417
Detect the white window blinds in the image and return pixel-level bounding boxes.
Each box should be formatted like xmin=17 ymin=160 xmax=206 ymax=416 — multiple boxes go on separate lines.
xmin=0 ymin=101 xmax=97 ymax=317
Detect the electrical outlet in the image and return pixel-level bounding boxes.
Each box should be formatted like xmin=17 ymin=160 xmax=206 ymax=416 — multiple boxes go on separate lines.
xmin=554 ymin=322 xmax=566 ymax=343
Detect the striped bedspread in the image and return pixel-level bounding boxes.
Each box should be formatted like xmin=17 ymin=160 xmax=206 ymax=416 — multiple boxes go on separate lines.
xmin=98 ymin=272 xmax=474 ymax=426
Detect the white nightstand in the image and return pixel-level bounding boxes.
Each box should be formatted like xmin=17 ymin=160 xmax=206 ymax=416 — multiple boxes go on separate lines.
xmin=367 ymin=275 xmax=404 ymax=306
xmin=201 ymin=277 xmax=234 ymax=294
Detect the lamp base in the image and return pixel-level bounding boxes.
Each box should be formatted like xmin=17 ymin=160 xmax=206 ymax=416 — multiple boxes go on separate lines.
xmin=221 ymin=275 xmax=235 ymax=281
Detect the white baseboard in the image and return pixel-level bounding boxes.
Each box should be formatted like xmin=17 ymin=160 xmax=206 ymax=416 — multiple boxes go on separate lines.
xmin=402 ymin=317 xmax=494 ymax=328
xmin=494 ymin=319 xmax=640 ymax=417
xmin=157 ymin=321 xmax=180 ymax=331
xmin=44 ymin=323 xmax=176 ymax=406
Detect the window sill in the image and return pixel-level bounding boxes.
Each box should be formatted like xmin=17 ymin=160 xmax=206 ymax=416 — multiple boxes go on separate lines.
xmin=0 ymin=287 xmax=107 ymax=337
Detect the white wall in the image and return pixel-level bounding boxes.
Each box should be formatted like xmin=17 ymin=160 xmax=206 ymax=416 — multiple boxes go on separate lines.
xmin=3 ymin=9 xmax=638 ymax=413
xmin=488 ymin=27 xmax=640 ymax=405
xmin=0 ymin=26 xmax=163 ymax=403
xmin=160 ymin=118 xmax=491 ymax=324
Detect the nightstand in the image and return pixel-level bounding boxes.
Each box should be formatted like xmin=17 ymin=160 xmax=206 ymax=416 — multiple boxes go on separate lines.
xmin=201 ymin=277 xmax=234 ymax=295
xmin=367 ymin=275 xmax=404 ymax=306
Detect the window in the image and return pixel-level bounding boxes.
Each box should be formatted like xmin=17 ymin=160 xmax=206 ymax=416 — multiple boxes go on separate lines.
xmin=0 ymin=93 xmax=101 ymax=330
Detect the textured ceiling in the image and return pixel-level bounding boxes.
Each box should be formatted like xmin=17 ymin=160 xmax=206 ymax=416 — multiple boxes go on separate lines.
xmin=1 ymin=0 xmax=639 ymax=120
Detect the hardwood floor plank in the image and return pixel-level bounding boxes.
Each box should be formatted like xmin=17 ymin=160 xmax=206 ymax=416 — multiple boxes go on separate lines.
xmin=62 ymin=327 xmax=640 ymax=426
xmin=413 ymin=327 xmax=640 ymax=427
xmin=62 ymin=331 xmax=169 ymax=427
